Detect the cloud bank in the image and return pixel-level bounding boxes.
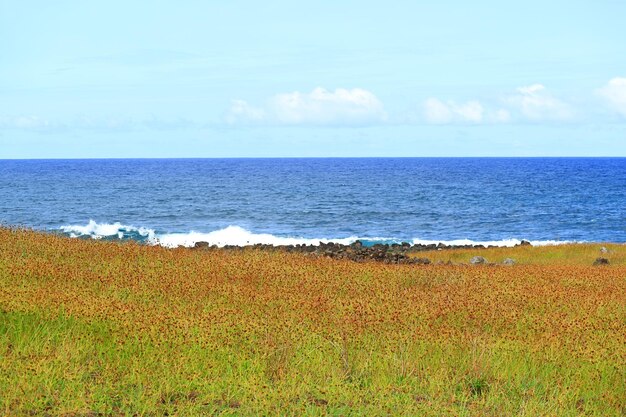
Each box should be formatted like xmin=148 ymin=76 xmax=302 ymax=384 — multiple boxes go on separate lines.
xmin=597 ymin=77 xmax=626 ymax=117
xmin=423 ymin=84 xmax=573 ymax=124
xmin=423 ymin=98 xmax=510 ymax=124
xmin=227 ymin=87 xmax=387 ymax=126
xmin=6 ymin=78 xmax=626 ymax=134
xmin=0 ymin=115 xmax=194 ymax=133
xmin=505 ymin=84 xmax=573 ymax=121
xmin=0 ymin=115 xmax=55 ymax=131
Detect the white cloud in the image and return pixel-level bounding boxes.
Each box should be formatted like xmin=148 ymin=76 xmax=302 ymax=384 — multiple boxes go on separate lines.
xmin=423 ymin=98 xmax=511 ymax=124
xmin=0 ymin=115 xmax=53 ymax=130
xmin=0 ymin=114 xmax=194 ymax=132
xmin=506 ymin=84 xmax=573 ymax=121
xmin=226 ymin=87 xmax=387 ymax=126
xmin=492 ymin=109 xmax=511 ymax=123
xmin=424 ymin=98 xmax=484 ymax=124
xmin=597 ymin=77 xmax=626 ymax=117
xmin=452 ymin=101 xmax=484 ymax=123
xmin=423 ymin=98 xmax=453 ymax=123
xmin=225 ymin=99 xmax=266 ymax=124
xmin=424 ymin=84 xmax=573 ymax=125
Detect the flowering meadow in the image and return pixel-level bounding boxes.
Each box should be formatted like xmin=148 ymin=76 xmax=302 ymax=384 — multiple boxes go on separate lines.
xmin=0 ymin=228 xmax=624 ymax=416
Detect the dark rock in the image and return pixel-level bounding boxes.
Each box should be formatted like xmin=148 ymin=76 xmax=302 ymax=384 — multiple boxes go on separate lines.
xmin=189 ymin=237 xmax=512 ymax=266
xmin=519 ymin=240 xmax=531 ymax=246
xmin=593 ymin=257 xmax=610 ymax=266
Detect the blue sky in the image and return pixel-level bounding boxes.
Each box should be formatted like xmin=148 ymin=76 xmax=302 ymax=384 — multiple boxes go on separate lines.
xmin=1 ymin=0 xmax=625 ymax=158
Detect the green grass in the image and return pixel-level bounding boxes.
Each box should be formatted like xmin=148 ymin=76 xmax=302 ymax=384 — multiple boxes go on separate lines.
xmin=2 ymin=309 xmax=623 ymax=416
xmin=0 ymin=229 xmax=624 ymax=416
xmin=415 ymin=243 xmax=626 ymax=266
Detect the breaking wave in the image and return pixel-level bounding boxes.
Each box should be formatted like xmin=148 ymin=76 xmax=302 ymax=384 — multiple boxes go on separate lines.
xmin=57 ymin=220 xmax=577 ymax=248
xmin=59 ymin=220 xmax=156 ymax=242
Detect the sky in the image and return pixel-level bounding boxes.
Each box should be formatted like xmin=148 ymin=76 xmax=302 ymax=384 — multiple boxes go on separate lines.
xmin=1 ymin=0 xmax=626 ymax=158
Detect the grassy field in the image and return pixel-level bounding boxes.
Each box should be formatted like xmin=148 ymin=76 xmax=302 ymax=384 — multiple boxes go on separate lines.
xmin=0 ymin=228 xmax=624 ymax=416
xmin=413 ymin=244 xmax=626 ymax=266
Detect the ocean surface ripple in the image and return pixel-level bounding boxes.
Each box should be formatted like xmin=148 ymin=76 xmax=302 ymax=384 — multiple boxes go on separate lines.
xmin=1 ymin=158 xmax=625 ymax=246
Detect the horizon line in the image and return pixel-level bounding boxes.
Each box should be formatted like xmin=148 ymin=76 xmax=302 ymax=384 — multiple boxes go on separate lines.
xmin=2 ymin=156 xmax=626 ymax=161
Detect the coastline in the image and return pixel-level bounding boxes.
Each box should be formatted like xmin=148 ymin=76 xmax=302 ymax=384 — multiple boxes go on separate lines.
xmin=9 ymin=226 xmax=626 ymax=266
xmin=188 ymin=239 xmax=536 ymax=265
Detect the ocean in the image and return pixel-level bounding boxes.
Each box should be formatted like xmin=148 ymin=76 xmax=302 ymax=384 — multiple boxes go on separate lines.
xmin=1 ymin=158 xmax=625 ymax=247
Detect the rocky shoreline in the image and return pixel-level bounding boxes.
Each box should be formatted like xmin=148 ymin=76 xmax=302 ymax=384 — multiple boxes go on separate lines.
xmin=191 ymin=239 xmax=533 ymax=265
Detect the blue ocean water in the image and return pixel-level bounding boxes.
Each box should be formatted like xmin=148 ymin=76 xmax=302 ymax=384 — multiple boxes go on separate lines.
xmin=0 ymin=158 xmax=624 ymax=246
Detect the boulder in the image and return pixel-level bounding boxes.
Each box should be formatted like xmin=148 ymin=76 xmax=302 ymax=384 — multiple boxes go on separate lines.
xmin=593 ymin=257 xmax=610 ymax=266
xmin=470 ymin=256 xmax=487 ymax=265
xmin=502 ymin=258 xmax=516 ymax=266
xmin=414 ymin=257 xmax=431 ymax=265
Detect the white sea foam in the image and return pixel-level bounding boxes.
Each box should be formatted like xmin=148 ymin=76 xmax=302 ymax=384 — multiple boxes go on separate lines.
xmin=58 ymin=221 xmax=578 ymax=248
xmin=153 ymin=226 xmax=360 ymax=248
xmin=59 ymin=220 xmax=155 ymax=240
